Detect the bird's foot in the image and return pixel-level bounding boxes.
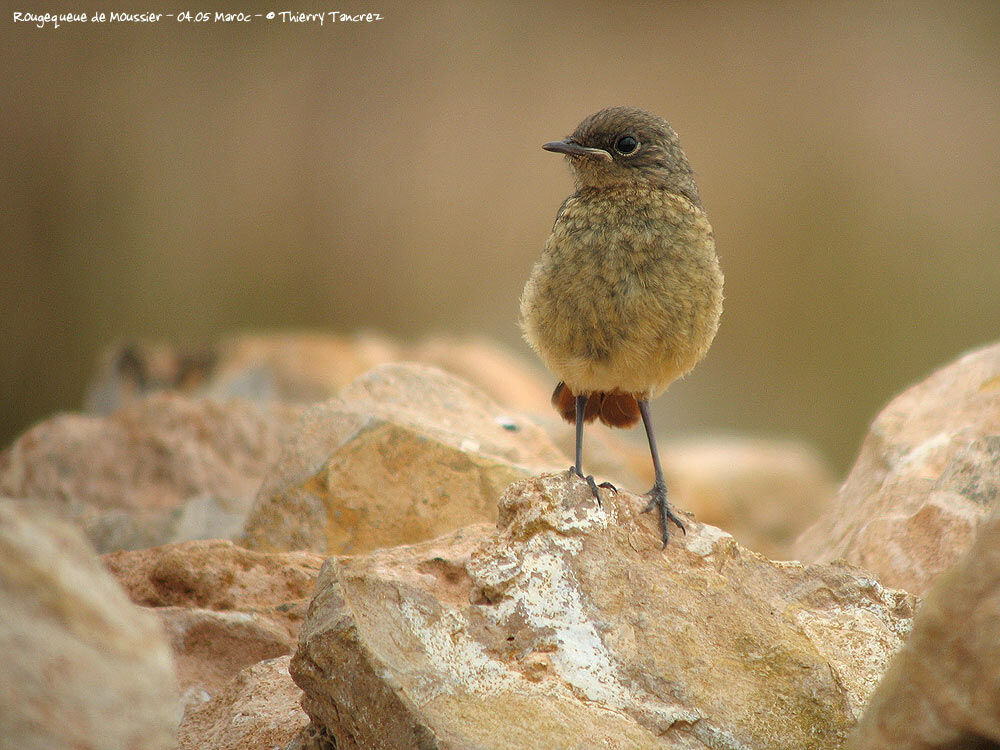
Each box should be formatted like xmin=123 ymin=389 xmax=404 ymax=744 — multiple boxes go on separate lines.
xmin=642 ymin=479 xmax=686 ymax=548
xmin=568 ymin=466 xmax=609 ymax=506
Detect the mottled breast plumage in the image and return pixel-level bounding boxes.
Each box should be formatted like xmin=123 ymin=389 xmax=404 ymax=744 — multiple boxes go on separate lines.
xmin=520 ymin=184 xmax=722 ymax=398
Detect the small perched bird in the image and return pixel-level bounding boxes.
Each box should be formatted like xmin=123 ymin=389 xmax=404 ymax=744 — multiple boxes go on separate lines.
xmin=520 ymin=106 xmax=723 ymax=546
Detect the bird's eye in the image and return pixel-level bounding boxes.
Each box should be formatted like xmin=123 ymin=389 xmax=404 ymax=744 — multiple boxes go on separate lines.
xmin=614 ymin=135 xmax=639 ymax=155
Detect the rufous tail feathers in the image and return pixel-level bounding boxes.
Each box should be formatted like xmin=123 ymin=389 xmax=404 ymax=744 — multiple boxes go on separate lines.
xmin=551 ymin=382 xmax=641 ymax=428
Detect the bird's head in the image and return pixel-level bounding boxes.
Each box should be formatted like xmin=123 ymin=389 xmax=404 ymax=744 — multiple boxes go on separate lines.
xmin=543 ymin=106 xmax=701 ymax=205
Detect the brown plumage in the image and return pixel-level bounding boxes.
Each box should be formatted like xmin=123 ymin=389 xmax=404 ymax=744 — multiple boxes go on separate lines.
xmin=520 ymin=106 xmax=724 ymax=546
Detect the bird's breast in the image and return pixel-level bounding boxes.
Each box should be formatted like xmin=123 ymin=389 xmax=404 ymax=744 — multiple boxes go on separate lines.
xmin=520 ymin=187 xmax=723 ymax=394
xmin=549 ymin=189 xmax=719 ymax=303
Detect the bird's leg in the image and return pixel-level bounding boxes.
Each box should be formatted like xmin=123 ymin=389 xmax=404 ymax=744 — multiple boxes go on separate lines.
xmin=569 ymin=393 xmax=603 ymax=504
xmin=638 ymin=399 xmax=686 ymax=547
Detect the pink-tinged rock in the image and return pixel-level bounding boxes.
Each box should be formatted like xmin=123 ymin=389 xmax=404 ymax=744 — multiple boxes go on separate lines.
xmin=291 ymin=473 xmax=914 ymax=749
xmin=0 ymin=393 xmax=303 ymax=552
xmin=848 ymin=508 xmax=1000 ymax=748
xmin=401 ymin=335 xmax=553 ymax=418
xmin=103 ymin=539 xmax=323 ymax=702
xmin=795 ymin=341 xmax=1000 ymax=594
xmin=87 ymin=331 xmax=553 ymax=416
xmin=178 ymin=656 xmax=308 ymax=750
xmin=0 ymin=502 xmax=178 ymax=749
xmin=662 ymin=437 xmax=836 ymax=560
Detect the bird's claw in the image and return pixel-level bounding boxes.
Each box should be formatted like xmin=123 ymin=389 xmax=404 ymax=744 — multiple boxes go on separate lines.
xmin=569 ymin=466 xmax=604 ymax=506
xmin=641 ymin=479 xmax=686 ymax=548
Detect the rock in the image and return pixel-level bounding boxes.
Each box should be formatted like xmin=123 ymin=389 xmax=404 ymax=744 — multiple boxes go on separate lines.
xmin=402 ymin=335 xmax=552 ymax=418
xmin=206 ymin=331 xmax=407 ymax=405
xmin=795 ymin=341 xmax=1000 ymax=594
xmin=0 ymin=502 xmax=178 ymax=749
xmin=241 ymin=362 xmax=566 ymax=554
xmin=661 ymin=437 xmax=836 ymax=560
xmin=848 ymin=508 xmax=1000 ymax=748
xmin=178 ymin=655 xmax=308 ymax=750
xmin=86 ymin=331 xmax=553 ymax=416
xmin=103 ymin=539 xmax=324 ymax=703
xmin=157 ymin=606 xmax=293 ymax=711
xmin=291 ymin=473 xmax=915 ymax=749
xmin=528 ymin=427 xmax=836 ymax=560
xmin=85 ymin=340 xmax=216 ymax=415
xmin=0 ymin=393 xmax=303 ymax=552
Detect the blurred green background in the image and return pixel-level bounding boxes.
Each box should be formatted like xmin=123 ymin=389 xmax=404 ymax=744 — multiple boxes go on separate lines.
xmin=4 ymin=0 xmax=999 ymax=474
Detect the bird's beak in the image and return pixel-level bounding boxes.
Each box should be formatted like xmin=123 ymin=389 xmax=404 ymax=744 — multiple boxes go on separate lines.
xmin=542 ymin=139 xmax=612 ymax=161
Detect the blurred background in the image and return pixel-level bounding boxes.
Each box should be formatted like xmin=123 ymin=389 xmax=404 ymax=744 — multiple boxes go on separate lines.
xmin=3 ymin=0 xmax=999 ymax=475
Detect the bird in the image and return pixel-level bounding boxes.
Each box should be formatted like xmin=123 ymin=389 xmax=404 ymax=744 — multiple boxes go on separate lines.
xmin=520 ymin=106 xmax=723 ymax=547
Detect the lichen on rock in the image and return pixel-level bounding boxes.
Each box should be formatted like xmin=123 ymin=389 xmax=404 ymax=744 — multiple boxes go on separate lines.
xmin=291 ymin=473 xmax=915 ymax=749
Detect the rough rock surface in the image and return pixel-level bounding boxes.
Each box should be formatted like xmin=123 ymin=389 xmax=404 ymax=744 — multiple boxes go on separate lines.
xmin=795 ymin=341 xmax=1000 ymax=594
xmin=178 ymin=655 xmax=308 ymax=750
xmin=103 ymin=539 xmax=323 ymax=705
xmin=661 ymin=437 xmax=836 ymax=560
xmin=241 ymin=362 xmax=566 ymax=554
xmin=534 ymin=427 xmax=836 ymax=560
xmin=0 ymin=393 xmax=302 ymax=552
xmin=291 ymin=473 xmax=914 ymax=750
xmin=87 ymin=331 xmax=553 ymax=416
xmin=0 ymin=502 xmax=178 ymax=749
xmin=848 ymin=508 xmax=1000 ymax=749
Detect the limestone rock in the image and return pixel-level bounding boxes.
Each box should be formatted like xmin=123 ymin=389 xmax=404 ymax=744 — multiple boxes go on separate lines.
xmin=795 ymin=341 xmax=1000 ymax=594
xmin=661 ymin=437 xmax=836 ymax=560
xmin=0 ymin=503 xmax=178 ymax=749
xmin=87 ymin=331 xmax=553 ymax=416
xmin=0 ymin=393 xmax=302 ymax=552
xmin=178 ymin=655 xmax=308 ymax=750
xmin=848 ymin=509 xmax=1000 ymax=748
xmin=241 ymin=362 xmax=566 ymax=554
xmin=103 ymin=539 xmax=323 ymax=702
xmin=291 ymin=473 xmax=914 ymax=749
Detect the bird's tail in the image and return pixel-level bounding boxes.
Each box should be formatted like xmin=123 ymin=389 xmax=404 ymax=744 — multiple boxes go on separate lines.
xmin=551 ymin=382 xmax=641 ymax=428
